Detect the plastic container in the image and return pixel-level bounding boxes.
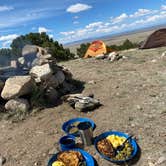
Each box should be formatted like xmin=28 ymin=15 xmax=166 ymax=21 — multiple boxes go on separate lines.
xmin=62 ymin=117 xmax=95 ymax=137
xmin=59 ymin=135 xmax=76 ymax=151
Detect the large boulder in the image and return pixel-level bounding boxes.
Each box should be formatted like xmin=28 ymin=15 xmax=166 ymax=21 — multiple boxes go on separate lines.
xmin=1 ymin=76 xmax=34 ymax=100
xmin=5 ymin=98 xmax=30 ymax=112
xmin=21 ymin=45 xmax=52 ymax=69
xmin=30 ymin=63 xmax=52 ymax=82
xmin=54 ymin=70 xmax=65 ymax=85
xmin=22 ymin=45 xmax=38 ymax=56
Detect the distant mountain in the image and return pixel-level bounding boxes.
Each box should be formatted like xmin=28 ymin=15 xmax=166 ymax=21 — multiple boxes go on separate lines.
xmin=64 ymin=23 xmax=166 ymax=47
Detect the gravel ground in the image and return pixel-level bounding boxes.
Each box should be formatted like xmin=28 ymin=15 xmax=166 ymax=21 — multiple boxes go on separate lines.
xmin=0 ymin=47 xmax=166 ymax=166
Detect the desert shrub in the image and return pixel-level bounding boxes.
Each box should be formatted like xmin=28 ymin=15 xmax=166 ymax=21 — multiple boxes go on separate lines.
xmin=107 ymin=39 xmax=138 ymax=51
xmin=76 ymin=43 xmax=90 ymax=57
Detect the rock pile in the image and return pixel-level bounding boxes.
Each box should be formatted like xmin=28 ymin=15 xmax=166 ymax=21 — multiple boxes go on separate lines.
xmin=0 ymin=45 xmax=75 ymax=113
xmin=95 ymin=52 xmax=124 ymax=62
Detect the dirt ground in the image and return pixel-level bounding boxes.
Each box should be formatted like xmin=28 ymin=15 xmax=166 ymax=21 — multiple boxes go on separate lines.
xmin=0 ymin=47 xmax=166 ymax=166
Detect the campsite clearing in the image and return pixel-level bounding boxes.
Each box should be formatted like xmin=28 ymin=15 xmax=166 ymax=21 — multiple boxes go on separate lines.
xmin=0 ymin=46 xmax=166 ymax=166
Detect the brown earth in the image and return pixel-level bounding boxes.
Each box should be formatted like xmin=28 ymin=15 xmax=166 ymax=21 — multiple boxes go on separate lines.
xmin=0 ymin=47 xmax=166 ymax=166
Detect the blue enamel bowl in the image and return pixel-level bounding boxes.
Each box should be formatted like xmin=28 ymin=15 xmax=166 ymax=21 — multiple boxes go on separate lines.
xmin=59 ymin=135 xmax=76 ymax=151
xmin=94 ymin=131 xmax=138 ymax=163
xmin=47 ymin=148 xmax=94 ymax=166
xmin=62 ymin=117 xmax=95 ymax=136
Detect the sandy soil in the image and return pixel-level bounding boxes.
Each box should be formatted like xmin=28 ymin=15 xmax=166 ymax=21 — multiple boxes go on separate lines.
xmin=0 ymin=46 xmax=166 ymax=166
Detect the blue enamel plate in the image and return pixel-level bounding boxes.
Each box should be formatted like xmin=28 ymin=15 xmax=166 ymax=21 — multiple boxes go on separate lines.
xmin=47 ymin=148 xmax=94 ymax=166
xmin=62 ymin=117 xmax=95 ymax=136
xmin=94 ymin=131 xmax=138 ymax=163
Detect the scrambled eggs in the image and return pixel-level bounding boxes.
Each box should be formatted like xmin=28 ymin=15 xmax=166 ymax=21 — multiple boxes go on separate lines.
xmin=106 ymin=135 xmax=126 ymax=148
xmin=52 ymin=161 xmax=65 ymax=166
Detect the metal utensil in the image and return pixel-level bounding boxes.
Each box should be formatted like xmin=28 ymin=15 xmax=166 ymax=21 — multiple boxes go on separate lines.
xmin=115 ymin=135 xmax=133 ymax=154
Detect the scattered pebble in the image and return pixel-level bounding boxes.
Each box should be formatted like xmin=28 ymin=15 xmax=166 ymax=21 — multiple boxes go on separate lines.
xmin=151 ymin=59 xmax=157 ymax=63
xmin=155 ymin=156 xmax=166 ymax=165
xmin=88 ymin=80 xmax=96 ymax=84
xmin=0 ymin=155 xmax=6 ymax=165
xmin=148 ymin=161 xmax=155 ymax=166
xmin=136 ymin=105 xmax=143 ymax=110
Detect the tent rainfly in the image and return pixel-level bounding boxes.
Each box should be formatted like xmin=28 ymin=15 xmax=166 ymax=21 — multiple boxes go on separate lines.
xmin=140 ymin=28 xmax=166 ymax=49
xmin=84 ymin=40 xmax=107 ymax=58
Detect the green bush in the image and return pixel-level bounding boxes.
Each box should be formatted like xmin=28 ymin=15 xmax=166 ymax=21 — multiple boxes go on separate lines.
xmin=76 ymin=43 xmax=90 ymax=57
xmin=107 ymin=39 xmax=138 ymax=51
xmin=10 ymin=32 xmax=75 ymax=61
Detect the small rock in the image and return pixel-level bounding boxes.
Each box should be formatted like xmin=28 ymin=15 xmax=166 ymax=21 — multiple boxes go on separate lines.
xmin=75 ymin=97 xmax=101 ymax=112
xmin=149 ymin=94 xmax=157 ymax=97
xmin=151 ymin=59 xmax=157 ymax=63
xmin=0 ymin=155 xmax=6 ymax=165
xmin=128 ymin=117 xmax=134 ymax=121
xmin=107 ymin=52 xmax=120 ymax=61
xmin=34 ymin=161 xmax=40 ymax=166
xmin=155 ymin=156 xmax=166 ymax=165
xmin=131 ymin=123 xmax=136 ymax=127
xmin=148 ymin=161 xmax=155 ymax=166
xmin=88 ymin=80 xmax=96 ymax=84
xmin=5 ymin=98 xmax=30 ymax=112
xmin=95 ymin=54 xmax=105 ymax=59
xmin=161 ymin=51 xmax=166 ymax=57
xmin=136 ymin=105 xmax=143 ymax=110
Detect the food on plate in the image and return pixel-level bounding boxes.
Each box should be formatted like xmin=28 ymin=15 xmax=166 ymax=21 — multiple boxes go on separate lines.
xmin=68 ymin=122 xmax=80 ymax=134
xmin=113 ymin=142 xmax=133 ymax=160
xmin=97 ymin=138 xmax=115 ymax=157
xmin=97 ymin=135 xmax=133 ymax=161
xmin=52 ymin=161 xmax=65 ymax=166
xmin=106 ymin=135 xmax=126 ymax=148
xmin=57 ymin=150 xmax=84 ymax=166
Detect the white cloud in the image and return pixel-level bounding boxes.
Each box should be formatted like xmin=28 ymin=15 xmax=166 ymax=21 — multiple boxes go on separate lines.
xmin=38 ymin=27 xmax=50 ymax=33
xmin=0 ymin=34 xmax=18 ymax=48
xmin=0 ymin=5 xmax=14 ymax=12
xmin=0 ymin=34 xmax=18 ymax=41
xmin=73 ymin=21 xmax=79 ymax=24
xmin=59 ymin=5 xmax=166 ymax=44
xmin=60 ymin=31 xmax=75 ymax=36
xmin=66 ymin=3 xmax=92 ymax=13
xmin=73 ymin=16 xmax=79 ymax=19
xmin=161 ymin=5 xmax=166 ymax=10
xmin=130 ymin=8 xmax=156 ymax=18
xmin=111 ymin=13 xmax=128 ymax=24
xmin=86 ymin=22 xmax=103 ymax=29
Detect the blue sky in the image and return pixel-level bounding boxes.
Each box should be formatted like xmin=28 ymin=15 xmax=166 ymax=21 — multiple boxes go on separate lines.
xmin=0 ymin=0 xmax=166 ymax=48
